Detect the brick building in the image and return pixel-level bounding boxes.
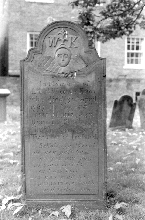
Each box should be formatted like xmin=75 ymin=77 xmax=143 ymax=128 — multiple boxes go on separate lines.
xmin=1 ymin=0 xmax=145 ymax=102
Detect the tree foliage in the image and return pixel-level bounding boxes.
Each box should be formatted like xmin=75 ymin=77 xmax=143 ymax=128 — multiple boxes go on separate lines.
xmin=70 ymin=0 xmax=145 ymax=45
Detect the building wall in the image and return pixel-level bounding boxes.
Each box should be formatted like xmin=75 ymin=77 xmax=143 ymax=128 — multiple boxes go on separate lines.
xmin=0 ymin=0 xmax=9 ymax=76
xmin=6 ymin=0 xmax=145 ymax=101
xmin=101 ymin=27 xmax=145 ymax=79
xmin=8 ymin=0 xmax=145 ymax=79
xmin=8 ymin=0 xmax=78 ymax=75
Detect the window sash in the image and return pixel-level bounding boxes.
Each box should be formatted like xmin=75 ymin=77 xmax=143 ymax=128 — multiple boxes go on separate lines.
xmin=127 ymin=52 xmax=142 ymax=64
xmin=126 ymin=37 xmax=144 ymax=65
xmin=27 ymin=32 xmax=39 ymax=52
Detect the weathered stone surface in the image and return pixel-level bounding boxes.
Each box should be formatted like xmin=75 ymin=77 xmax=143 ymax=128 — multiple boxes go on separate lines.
xmin=21 ymin=21 xmax=106 ymax=209
xmin=0 ymin=89 xmax=10 ymax=122
xmin=109 ymin=95 xmax=136 ymax=129
xmin=138 ymin=89 xmax=145 ymax=129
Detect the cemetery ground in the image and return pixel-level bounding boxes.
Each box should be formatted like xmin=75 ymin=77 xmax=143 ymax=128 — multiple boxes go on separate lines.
xmin=0 ymin=104 xmax=145 ymax=220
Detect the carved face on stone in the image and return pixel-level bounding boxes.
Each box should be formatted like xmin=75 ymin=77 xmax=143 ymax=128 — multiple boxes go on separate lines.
xmin=55 ymin=47 xmax=71 ymax=67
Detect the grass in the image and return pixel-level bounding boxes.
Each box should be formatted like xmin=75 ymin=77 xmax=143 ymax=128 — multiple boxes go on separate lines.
xmin=0 ymin=104 xmax=145 ymax=219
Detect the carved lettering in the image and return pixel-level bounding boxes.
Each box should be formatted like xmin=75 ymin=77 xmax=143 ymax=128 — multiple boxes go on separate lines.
xmin=48 ymin=35 xmax=79 ymax=48
xmin=69 ymin=36 xmax=78 ymax=48
xmin=48 ymin=37 xmax=57 ymax=47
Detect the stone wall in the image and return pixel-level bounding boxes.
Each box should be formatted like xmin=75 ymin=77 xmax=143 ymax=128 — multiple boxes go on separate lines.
xmin=106 ymin=78 xmax=145 ymax=106
xmin=0 ymin=76 xmax=20 ymax=105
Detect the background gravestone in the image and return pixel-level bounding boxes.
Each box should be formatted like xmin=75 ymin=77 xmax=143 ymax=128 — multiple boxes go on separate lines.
xmin=0 ymin=89 xmax=10 ymax=122
xmin=109 ymin=95 xmax=136 ymax=129
xmin=21 ymin=21 xmax=106 ymax=209
xmin=138 ymin=89 xmax=145 ymax=129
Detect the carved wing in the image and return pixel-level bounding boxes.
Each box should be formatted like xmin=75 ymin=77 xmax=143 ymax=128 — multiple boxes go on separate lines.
xmin=42 ymin=57 xmax=60 ymax=75
xmin=70 ymin=55 xmax=87 ymax=72
xmin=77 ymin=61 xmax=98 ymax=76
xmin=70 ymin=55 xmax=98 ymax=76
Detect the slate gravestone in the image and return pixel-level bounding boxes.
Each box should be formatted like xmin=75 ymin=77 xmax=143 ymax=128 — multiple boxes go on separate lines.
xmin=109 ymin=95 xmax=136 ymax=129
xmin=21 ymin=21 xmax=106 ymax=209
xmin=138 ymin=89 xmax=145 ymax=129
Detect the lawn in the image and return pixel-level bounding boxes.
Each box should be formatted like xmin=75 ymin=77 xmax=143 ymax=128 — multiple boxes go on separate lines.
xmin=0 ymin=105 xmax=145 ymax=220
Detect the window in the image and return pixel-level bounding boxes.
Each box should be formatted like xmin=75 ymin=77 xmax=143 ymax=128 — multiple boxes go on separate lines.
xmin=25 ymin=0 xmax=54 ymax=3
xmin=96 ymin=0 xmax=105 ymax=6
xmin=95 ymin=41 xmax=101 ymax=57
xmin=27 ymin=32 xmax=39 ymax=52
xmin=124 ymin=37 xmax=145 ymax=69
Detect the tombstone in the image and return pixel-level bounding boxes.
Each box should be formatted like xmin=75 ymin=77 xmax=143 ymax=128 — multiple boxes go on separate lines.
xmin=135 ymin=91 xmax=141 ymax=102
xmin=0 ymin=89 xmax=10 ymax=122
xmin=109 ymin=95 xmax=136 ymax=129
xmin=21 ymin=21 xmax=106 ymax=209
xmin=138 ymin=89 xmax=145 ymax=129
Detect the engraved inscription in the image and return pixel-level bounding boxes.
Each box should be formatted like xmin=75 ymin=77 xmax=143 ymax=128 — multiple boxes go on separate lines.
xmin=48 ymin=28 xmax=79 ymax=48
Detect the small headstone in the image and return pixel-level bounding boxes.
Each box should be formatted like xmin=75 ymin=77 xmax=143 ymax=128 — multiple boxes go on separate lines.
xmin=21 ymin=21 xmax=106 ymax=209
xmin=138 ymin=89 xmax=145 ymax=129
xmin=0 ymin=89 xmax=10 ymax=122
xmin=135 ymin=91 xmax=140 ymax=102
xmin=109 ymin=95 xmax=136 ymax=129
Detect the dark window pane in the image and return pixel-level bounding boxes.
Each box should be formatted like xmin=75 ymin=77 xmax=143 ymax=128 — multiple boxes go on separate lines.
xmin=127 ymin=45 xmax=130 ymax=50
xmin=127 ymin=37 xmax=130 ymax=43
xmin=131 ymin=45 xmax=135 ymax=50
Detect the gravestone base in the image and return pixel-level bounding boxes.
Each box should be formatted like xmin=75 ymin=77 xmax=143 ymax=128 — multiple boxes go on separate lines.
xmin=26 ymin=199 xmax=106 ymax=210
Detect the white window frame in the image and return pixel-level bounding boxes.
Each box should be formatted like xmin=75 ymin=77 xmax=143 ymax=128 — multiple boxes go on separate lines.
xmin=27 ymin=32 xmax=40 ymax=52
xmin=96 ymin=0 xmax=106 ymax=6
xmin=25 ymin=0 xmax=54 ymax=3
xmin=124 ymin=36 xmax=145 ymax=69
xmin=95 ymin=41 xmax=101 ymax=57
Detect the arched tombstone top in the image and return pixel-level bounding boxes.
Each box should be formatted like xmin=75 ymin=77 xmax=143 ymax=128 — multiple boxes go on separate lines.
xmin=24 ymin=21 xmax=101 ymax=78
xmin=110 ymin=95 xmax=136 ymax=129
xmin=141 ymin=89 xmax=145 ymax=95
xmin=118 ymin=95 xmax=133 ymax=106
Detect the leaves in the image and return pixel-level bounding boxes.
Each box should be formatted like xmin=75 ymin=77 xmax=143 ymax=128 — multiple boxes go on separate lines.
xmin=49 ymin=205 xmax=72 ymax=218
xmin=0 ymin=195 xmax=22 ymax=211
xmin=109 ymin=213 xmax=113 ymax=220
xmin=114 ymin=214 xmax=123 ymax=220
xmin=49 ymin=211 xmax=59 ymax=217
xmin=60 ymin=205 xmax=72 ymax=218
xmin=114 ymin=202 xmax=128 ymax=209
xmin=13 ymin=205 xmax=25 ymax=217
xmin=70 ymin=0 xmax=145 ymax=44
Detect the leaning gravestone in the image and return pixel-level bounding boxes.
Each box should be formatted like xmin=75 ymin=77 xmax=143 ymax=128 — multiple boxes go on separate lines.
xmin=109 ymin=95 xmax=136 ymax=129
xmin=21 ymin=21 xmax=106 ymax=209
xmin=138 ymin=89 xmax=145 ymax=129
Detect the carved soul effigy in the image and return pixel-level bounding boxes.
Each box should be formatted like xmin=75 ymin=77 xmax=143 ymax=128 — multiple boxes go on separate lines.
xmin=21 ymin=21 xmax=106 ymax=209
